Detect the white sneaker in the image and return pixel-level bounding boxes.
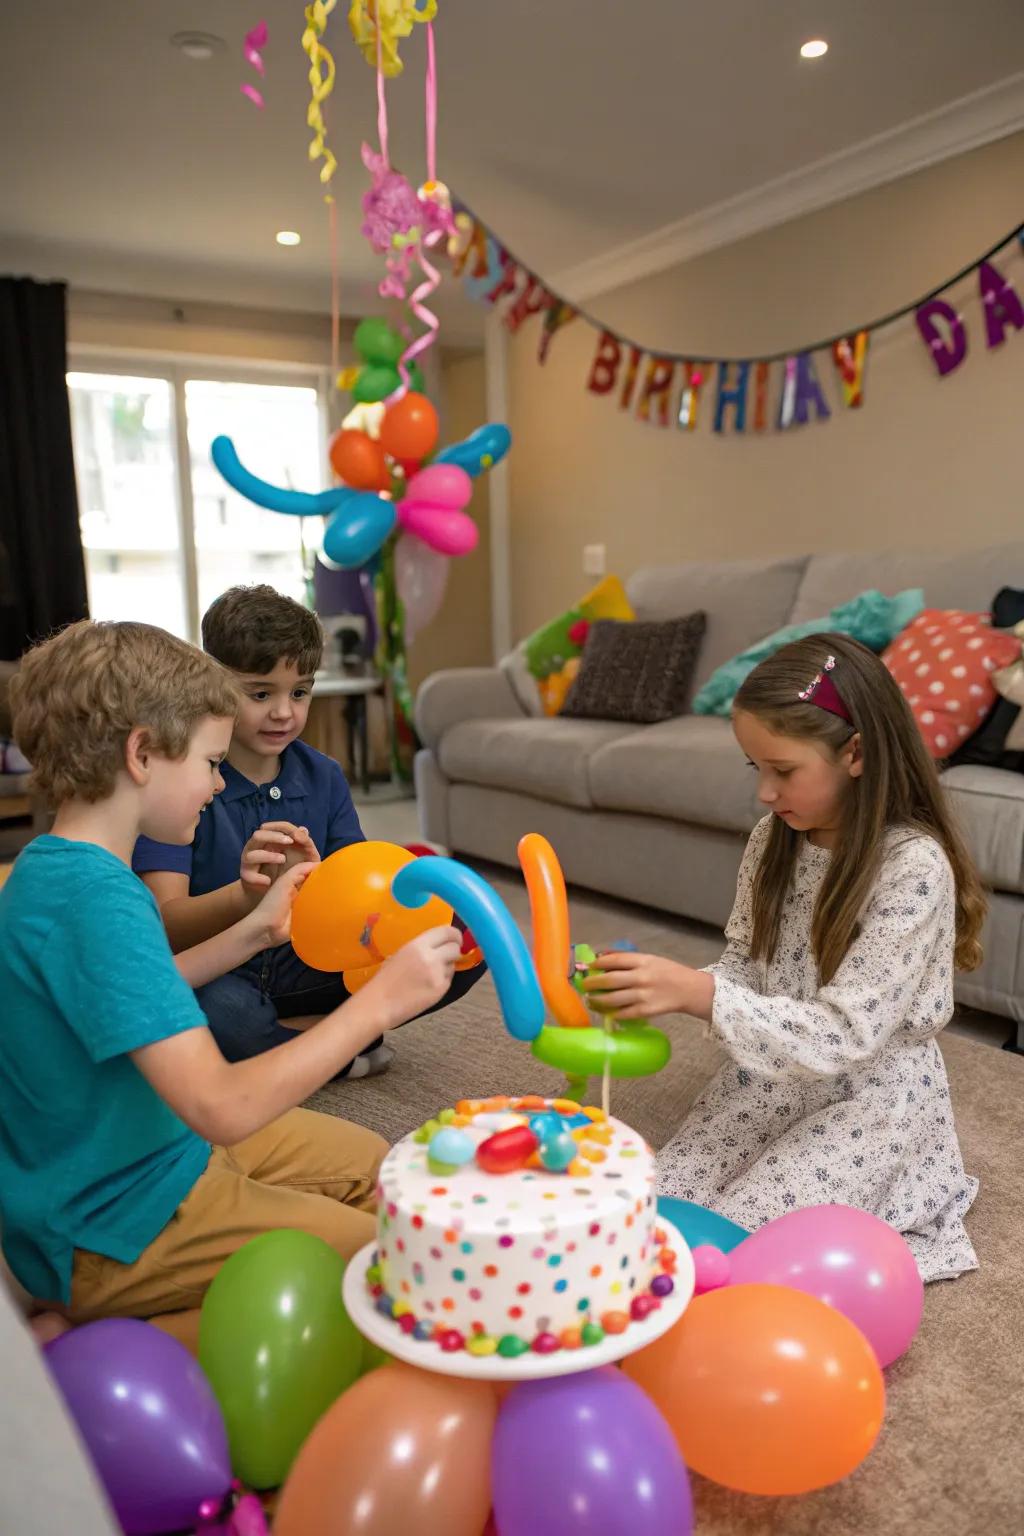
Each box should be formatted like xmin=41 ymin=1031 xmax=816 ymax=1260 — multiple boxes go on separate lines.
xmin=345 ymin=1042 xmax=396 ymax=1079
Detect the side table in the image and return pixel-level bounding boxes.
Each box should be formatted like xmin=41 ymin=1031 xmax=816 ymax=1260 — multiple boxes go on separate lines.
xmin=313 ymin=670 xmax=387 ymax=795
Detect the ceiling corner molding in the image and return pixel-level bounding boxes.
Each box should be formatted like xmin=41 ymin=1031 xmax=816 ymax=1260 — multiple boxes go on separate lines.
xmin=552 ymin=71 xmax=1024 ymax=302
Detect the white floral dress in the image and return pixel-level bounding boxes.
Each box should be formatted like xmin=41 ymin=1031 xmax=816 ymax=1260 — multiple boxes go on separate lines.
xmin=657 ymin=817 xmax=979 ymax=1281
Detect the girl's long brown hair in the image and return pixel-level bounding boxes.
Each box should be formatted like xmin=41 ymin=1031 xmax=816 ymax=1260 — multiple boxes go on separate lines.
xmin=734 ymin=633 xmax=986 ymax=984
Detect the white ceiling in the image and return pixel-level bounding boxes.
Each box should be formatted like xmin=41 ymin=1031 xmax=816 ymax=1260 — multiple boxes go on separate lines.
xmin=2 ymin=1 xmax=1024 ymax=341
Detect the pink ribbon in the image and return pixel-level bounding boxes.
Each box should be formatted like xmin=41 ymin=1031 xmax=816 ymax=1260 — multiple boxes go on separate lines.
xmin=241 ymin=20 xmax=268 ymax=108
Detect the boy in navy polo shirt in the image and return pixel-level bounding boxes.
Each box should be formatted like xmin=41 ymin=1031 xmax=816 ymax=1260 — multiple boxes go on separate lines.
xmin=134 ymin=584 xmax=483 ymax=1076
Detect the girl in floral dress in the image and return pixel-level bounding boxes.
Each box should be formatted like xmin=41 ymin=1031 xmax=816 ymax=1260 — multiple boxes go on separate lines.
xmin=587 ymin=634 xmax=985 ymax=1281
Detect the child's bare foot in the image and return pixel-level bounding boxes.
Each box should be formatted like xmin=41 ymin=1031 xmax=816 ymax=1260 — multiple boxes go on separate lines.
xmin=29 ymin=1310 xmax=71 ymax=1346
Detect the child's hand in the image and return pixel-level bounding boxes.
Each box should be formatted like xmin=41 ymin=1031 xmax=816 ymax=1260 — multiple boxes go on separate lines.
xmin=582 ymin=951 xmax=713 ymax=1020
xmin=248 ymin=861 xmax=319 ymax=949
xmin=361 ymin=927 xmax=462 ymax=1029
xmin=240 ymin=822 xmax=320 ymax=904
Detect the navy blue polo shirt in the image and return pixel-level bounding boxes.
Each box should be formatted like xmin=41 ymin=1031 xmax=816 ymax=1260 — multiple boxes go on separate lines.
xmin=132 ymin=738 xmax=364 ymax=895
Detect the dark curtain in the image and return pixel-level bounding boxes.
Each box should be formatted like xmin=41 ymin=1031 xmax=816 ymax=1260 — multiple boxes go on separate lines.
xmin=0 ymin=277 xmax=89 ymax=660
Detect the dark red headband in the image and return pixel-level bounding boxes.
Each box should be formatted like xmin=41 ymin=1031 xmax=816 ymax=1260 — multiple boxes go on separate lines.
xmin=797 ymin=654 xmax=853 ymax=726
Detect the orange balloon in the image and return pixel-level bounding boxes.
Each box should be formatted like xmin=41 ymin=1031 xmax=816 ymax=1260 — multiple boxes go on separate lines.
xmin=328 ymin=428 xmax=390 ymax=491
xmin=342 ymin=962 xmax=380 ymax=994
xmin=291 ymin=841 xmax=452 ymax=972
xmin=274 ymin=1364 xmax=497 ymax=1536
xmin=517 ymin=832 xmax=589 ymax=1028
xmin=624 ymin=1283 xmax=885 ymax=1495
xmin=379 ymin=392 xmax=439 ymax=461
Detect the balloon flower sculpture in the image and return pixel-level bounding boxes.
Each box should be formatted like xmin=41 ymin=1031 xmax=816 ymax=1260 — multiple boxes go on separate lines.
xmin=518 ymin=833 xmax=671 ymax=1108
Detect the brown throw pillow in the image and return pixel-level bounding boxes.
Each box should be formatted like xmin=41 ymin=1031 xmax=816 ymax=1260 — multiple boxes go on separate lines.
xmin=561 ymin=613 xmax=707 ymax=724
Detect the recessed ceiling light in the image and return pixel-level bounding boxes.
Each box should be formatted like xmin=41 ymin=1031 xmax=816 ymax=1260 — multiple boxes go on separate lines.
xmin=276 ymin=231 xmax=302 ymax=247
xmin=800 ymin=39 xmax=829 ymax=59
xmin=171 ymin=31 xmax=225 ymax=61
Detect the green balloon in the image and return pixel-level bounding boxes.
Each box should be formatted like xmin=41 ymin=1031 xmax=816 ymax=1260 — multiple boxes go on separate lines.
xmin=531 ymin=1022 xmax=671 ymax=1080
xmin=354 ymin=316 xmax=405 ymax=367
xmin=352 ymin=361 xmax=427 ymax=404
xmin=198 ymin=1230 xmax=362 ymax=1489
xmin=358 ymin=1336 xmax=394 ymax=1377
xmin=353 ymin=363 xmax=401 ymax=404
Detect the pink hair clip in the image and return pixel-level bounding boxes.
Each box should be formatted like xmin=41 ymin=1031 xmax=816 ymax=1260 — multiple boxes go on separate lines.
xmin=797 ymin=655 xmax=853 ymax=725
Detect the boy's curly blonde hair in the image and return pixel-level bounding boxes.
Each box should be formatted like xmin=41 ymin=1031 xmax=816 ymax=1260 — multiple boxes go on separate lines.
xmin=9 ymin=620 xmax=239 ymax=807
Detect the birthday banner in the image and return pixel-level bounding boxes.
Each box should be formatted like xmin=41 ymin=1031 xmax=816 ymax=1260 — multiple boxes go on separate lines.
xmin=446 ymin=209 xmax=1024 ymax=435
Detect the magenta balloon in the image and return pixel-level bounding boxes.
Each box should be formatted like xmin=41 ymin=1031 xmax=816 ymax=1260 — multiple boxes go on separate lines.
xmin=728 ymin=1203 xmax=923 ymax=1367
xmin=45 ymin=1318 xmax=232 ymax=1534
xmin=492 ymin=1367 xmax=693 ymax=1536
xmin=397 ymin=500 xmax=479 ymax=556
xmin=403 ymin=462 xmax=472 ymax=510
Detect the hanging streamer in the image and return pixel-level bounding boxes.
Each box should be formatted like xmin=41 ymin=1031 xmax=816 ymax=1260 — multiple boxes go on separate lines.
xmin=348 ymin=0 xmax=437 ymax=77
xmin=677 ymin=362 xmax=706 ymax=431
xmin=241 ymin=20 xmax=268 ymax=108
xmin=301 ymin=1 xmax=338 ymax=189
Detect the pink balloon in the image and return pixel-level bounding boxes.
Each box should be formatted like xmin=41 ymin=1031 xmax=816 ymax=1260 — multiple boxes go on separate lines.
xmin=397 ymin=500 xmax=479 ymax=556
xmin=728 ymin=1204 xmax=923 ymax=1368
xmin=404 ymin=462 xmax=472 ymax=511
xmin=691 ymin=1244 xmax=731 ymax=1295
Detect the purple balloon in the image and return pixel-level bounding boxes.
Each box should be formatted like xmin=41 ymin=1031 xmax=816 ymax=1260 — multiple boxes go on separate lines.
xmin=492 ymin=1367 xmax=693 ymax=1536
xmin=728 ymin=1203 xmax=924 ymax=1368
xmin=45 ymin=1318 xmax=231 ymax=1535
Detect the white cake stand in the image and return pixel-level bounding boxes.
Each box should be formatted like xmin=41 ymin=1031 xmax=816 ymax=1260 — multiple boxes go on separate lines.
xmin=342 ymin=1215 xmax=695 ymax=1382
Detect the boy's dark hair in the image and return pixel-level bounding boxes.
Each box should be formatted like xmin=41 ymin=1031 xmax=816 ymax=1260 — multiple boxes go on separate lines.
xmin=202 ymin=585 xmax=323 ymax=676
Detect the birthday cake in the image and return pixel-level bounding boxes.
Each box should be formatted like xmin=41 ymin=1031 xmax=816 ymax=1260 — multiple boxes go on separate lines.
xmin=367 ymin=1096 xmax=679 ymax=1362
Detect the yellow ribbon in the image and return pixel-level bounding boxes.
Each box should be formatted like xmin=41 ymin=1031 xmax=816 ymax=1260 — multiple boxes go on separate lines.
xmin=348 ymin=0 xmax=437 ymax=78
xmin=301 ymin=0 xmax=338 ymax=188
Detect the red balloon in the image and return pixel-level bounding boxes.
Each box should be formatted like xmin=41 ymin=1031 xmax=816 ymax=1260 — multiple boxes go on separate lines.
xmin=379 ymin=393 xmax=439 ymax=462
xmin=329 ymin=429 xmax=390 ymax=491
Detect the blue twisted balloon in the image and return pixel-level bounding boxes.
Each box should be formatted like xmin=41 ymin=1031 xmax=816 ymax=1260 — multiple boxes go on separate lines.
xmin=392 ymin=856 xmax=544 ymax=1042
xmin=211 ymin=435 xmax=350 ymax=518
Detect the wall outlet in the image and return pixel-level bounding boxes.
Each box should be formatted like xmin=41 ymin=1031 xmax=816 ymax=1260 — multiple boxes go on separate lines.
xmin=582 ymin=543 xmax=606 ymax=577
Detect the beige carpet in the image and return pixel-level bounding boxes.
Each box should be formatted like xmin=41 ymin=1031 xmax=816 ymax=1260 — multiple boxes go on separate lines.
xmin=307 ymin=864 xmax=1024 ymax=1536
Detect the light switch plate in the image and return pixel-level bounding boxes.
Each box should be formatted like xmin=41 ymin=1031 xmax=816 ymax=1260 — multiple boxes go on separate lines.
xmin=583 ymin=543 xmax=606 ymax=577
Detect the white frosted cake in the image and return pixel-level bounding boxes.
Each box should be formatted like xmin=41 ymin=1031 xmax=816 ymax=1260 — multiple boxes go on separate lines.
xmin=366 ymin=1095 xmax=679 ymax=1362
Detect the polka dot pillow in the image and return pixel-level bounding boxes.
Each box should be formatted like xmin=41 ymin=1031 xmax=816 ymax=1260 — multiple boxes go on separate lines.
xmin=882 ymin=609 xmax=1022 ymax=758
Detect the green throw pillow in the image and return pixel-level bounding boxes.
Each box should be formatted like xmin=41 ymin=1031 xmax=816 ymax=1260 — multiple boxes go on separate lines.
xmin=692 ymin=587 xmax=925 ymax=717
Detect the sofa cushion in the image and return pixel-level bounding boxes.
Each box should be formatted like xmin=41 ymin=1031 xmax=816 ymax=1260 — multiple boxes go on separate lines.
xmin=790 ymin=543 xmax=1024 ymax=627
xmin=562 ymin=613 xmax=706 ymax=724
xmin=438 ymin=717 xmax=636 ymax=809
xmin=884 ymin=610 xmax=1021 ymax=758
xmin=588 ymin=715 xmax=761 ymax=834
xmin=942 ymin=764 xmax=1024 ymax=896
xmin=627 ymin=556 xmax=808 ymax=693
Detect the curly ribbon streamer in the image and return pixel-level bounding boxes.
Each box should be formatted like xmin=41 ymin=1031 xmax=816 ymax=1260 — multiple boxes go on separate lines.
xmin=301 ymin=0 xmax=338 ymax=188
xmin=392 ymin=856 xmax=544 ymax=1042
xmin=240 ymin=20 xmax=268 ymax=108
xmin=518 ymin=834 xmax=590 ymax=1028
xmin=349 ymin=0 xmax=437 ymax=77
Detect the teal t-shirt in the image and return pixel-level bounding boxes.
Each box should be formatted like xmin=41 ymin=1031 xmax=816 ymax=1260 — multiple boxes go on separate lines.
xmin=0 ymin=836 xmax=212 ymax=1303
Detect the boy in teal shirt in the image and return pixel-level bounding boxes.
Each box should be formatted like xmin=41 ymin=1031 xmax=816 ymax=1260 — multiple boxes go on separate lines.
xmin=0 ymin=619 xmax=459 ymax=1338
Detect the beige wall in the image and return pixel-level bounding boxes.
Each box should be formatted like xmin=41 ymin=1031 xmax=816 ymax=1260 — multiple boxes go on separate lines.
xmin=507 ymin=131 xmax=1024 ymax=639
xmin=407 ymin=351 xmax=492 ymax=690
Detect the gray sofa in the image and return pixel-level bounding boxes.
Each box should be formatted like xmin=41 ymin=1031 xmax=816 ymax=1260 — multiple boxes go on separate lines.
xmin=415 ymin=544 xmax=1024 ymax=1047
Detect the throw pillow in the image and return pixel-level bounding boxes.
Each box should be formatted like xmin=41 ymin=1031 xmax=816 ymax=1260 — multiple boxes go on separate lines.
xmin=692 ymin=587 xmax=924 ymax=717
xmin=561 ymin=612 xmax=707 ymax=724
xmin=951 ymin=588 xmax=1024 ymax=768
xmin=882 ymin=608 xmax=1022 ymax=759
xmin=507 ymin=575 xmax=636 ymax=717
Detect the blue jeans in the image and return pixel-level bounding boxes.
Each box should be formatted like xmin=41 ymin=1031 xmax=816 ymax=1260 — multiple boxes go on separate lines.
xmin=195 ymin=942 xmax=486 ymax=1069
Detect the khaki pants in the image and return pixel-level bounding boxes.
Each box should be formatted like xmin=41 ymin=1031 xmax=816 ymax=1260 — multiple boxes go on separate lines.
xmin=66 ymin=1108 xmax=386 ymax=1353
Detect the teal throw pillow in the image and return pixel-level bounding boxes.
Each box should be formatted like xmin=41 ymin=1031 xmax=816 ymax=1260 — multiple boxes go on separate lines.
xmin=692 ymin=587 xmax=925 ymax=717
